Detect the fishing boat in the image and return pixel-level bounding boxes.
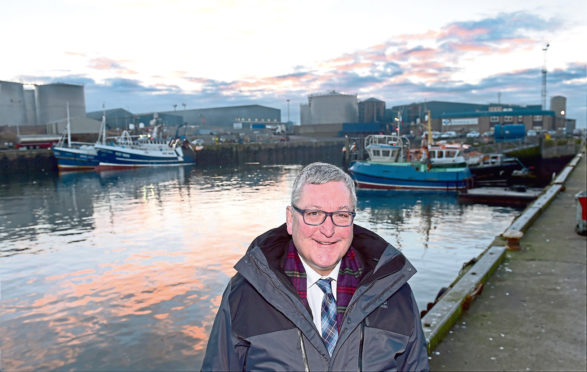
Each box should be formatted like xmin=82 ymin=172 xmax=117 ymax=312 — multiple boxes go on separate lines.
xmin=52 ymin=104 xmax=106 ymax=171
xmin=94 ymin=125 xmax=197 ymax=170
xmin=410 ymin=141 xmax=469 ymax=168
xmin=348 ymin=134 xmax=473 ymax=191
xmin=466 ymin=153 xmax=527 ymax=182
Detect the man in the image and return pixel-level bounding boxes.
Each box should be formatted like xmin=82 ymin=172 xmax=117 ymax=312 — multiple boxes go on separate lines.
xmin=202 ymin=162 xmax=429 ymax=371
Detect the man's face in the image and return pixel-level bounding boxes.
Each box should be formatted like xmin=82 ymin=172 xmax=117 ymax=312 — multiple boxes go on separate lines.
xmin=286 ymin=181 xmax=354 ymax=276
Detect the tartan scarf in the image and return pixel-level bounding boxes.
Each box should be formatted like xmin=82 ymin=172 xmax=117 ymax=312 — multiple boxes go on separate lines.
xmin=283 ymin=240 xmax=365 ymax=331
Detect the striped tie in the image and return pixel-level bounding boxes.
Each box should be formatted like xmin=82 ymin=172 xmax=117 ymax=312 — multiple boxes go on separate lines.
xmin=316 ymin=278 xmax=338 ymax=356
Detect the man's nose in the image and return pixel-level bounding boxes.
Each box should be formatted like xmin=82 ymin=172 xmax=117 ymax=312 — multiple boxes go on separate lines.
xmin=320 ymin=215 xmax=335 ymax=237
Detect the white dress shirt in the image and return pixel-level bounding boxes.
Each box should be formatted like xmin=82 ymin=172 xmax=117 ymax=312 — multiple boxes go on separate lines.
xmin=298 ymin=255 xmax=341 ymax=333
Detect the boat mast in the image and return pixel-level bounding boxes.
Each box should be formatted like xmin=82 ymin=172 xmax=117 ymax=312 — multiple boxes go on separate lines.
xmin=427 ymin=110 xmax=433 ymax=145
xmin=99 ymin=114 xmax=106 ymax=145
xmin=98 ymin=104 xmax=106 ymax=145
xmin=66 ymin=102 xmax=71 ymax=147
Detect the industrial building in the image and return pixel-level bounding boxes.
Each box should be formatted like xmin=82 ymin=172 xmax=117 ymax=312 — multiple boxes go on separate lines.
xmin=359 ymin=98 xmax=386 ymax=123
xmin=389 ymin=98 xmax=575 ymax=135
xmin=158 ymin=105 xmax=280 ymax=129
xmin=86 ymin=105 xmax=281 ymax=135
xmin=299 ymin=91 xmax=387 ymax=137
xmin=300 ymin=91 xmax=359 ymax=125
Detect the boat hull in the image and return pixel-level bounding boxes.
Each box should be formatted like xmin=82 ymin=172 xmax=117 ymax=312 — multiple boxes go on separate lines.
xmin=52 ymin=146 xmax=99 ymax=170
xmin=470 ymin=162 xmax=522 ymax=180
xmin=95 ymin=144 xmax=195 ymax=170
xmin=349 ymin=161 xmax=473 ymax=191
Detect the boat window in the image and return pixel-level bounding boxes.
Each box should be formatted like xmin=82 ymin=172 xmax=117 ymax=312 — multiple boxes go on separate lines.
xmin=373 ymin=150 xmax=380 ymax=156
xmin=382 ymin=150 xmax=390 ymax=157
xmin=447 ymin=150 xmax=456 ymax=157
xmin=437 ymin=151 xmax=444 ymax=158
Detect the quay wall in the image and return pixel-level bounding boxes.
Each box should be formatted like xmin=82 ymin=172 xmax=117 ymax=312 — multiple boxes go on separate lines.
xmin=0 ymin=140 xmax=345 ymax=175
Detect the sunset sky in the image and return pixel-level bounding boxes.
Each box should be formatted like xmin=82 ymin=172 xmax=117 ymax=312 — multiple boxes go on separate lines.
xmin=3 ymin=0 xmax=586 ymax=127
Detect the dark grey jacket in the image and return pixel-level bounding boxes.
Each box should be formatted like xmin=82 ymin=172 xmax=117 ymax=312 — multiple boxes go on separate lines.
xmin=202 ymin=224 xmax=429 ymax=371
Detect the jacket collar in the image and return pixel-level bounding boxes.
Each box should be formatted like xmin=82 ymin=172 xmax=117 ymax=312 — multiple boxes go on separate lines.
xmin=237 ymin=223 xmax=414 ymax=293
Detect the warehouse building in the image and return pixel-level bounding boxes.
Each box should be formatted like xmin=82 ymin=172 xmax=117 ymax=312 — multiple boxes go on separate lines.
xmin=157 ymin=104 xmax=280 ymax=129
xmin=388 ymin=98 xmax=574 ymax=135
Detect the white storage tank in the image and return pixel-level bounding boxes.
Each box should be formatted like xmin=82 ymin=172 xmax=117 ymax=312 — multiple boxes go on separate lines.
xmin=24 ymin=89 xmax=37 ymax=125
xmin=300 ymin=104 xmax=311 ymax=125
xmin=35 ymin=83 xmax=86 ymax=125
xmin=307 ymin=91 xmax=358 ymax=125
xmin=0 ymin=80 xmax=27 ymax=126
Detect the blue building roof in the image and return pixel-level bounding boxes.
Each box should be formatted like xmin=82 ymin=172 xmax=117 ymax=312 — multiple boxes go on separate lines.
xmin=439 ymin=109 xmax=554 ymax=118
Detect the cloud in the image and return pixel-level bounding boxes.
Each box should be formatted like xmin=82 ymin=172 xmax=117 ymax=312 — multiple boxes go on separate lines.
xmin=88 ymin=57 xmax=137 ymax=75
xmin=44 ymin=10 xmax=582 ymax=128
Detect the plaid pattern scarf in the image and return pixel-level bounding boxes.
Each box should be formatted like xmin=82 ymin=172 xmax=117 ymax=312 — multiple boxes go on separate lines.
xmin=283 ymin=240 xmax=365 ymax=331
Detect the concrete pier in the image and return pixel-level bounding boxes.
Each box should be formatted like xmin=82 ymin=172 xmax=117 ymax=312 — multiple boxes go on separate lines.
xmin=428 ymin=152 xmax=586 ymax=371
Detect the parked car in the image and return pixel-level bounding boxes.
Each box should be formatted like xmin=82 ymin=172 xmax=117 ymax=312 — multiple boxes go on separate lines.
xmin=466 ymin=131 xmax=480 ymax=138
xmin=527 ymin=130 xmax=537 ymax=137
xmin=440 ymin=131 xmax=458 ymax=139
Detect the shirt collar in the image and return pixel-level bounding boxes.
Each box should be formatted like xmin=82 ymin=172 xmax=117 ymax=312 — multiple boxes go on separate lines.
xmin=298 ymin=254 xmax=341 ymax=287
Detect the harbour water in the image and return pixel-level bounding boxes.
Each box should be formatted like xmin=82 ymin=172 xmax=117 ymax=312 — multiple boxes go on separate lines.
xmin=0 ymin=164 xmax=521 ymax=370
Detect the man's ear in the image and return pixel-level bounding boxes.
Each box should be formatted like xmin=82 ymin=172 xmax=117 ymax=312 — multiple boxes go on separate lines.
xmin=286 ymin=206 xmax=294 ymax=235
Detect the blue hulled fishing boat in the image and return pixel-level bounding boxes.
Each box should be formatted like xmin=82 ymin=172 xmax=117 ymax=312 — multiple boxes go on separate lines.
xmin=348 ymin=134 xmax=473 ymax=191
xmin=94 ymin=124 xmax=197 ymax=170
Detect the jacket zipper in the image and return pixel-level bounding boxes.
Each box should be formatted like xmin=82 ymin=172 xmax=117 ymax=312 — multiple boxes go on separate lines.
xmin=298 ymin=329 xmax=310 ymax=372
xmin=249 ymin=254 xmax=317 ymax=370
xmin=358 ymin=320 xmax=365 ymax=372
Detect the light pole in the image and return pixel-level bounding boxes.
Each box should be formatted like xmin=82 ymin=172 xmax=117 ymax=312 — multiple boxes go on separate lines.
xmin=286 ymin=99 xmax=290 ymax=123
xmin=541 ymin=42 xmax=550 ymax=110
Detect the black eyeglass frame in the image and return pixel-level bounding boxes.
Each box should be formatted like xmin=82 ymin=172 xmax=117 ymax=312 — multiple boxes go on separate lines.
xmin=291 ymin=204 xmax=356 ymax=227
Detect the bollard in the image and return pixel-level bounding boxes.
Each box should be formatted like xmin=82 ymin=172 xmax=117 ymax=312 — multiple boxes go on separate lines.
xmin=503 ymin=230 xmax=524 ymax=251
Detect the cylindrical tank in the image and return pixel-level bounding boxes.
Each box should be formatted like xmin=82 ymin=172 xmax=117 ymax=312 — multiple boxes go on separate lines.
xmin=550 ymin=96 xmax=566 ymax=117
xmin=35 ymin=83 xmax=86 ymax=125
xmin=0 ymin=81 xmax=27 ymax=126
xmin=308 ymin=91 xmax=358 ymax=125
xmin=24 ymin=89 xmax=37 ymax=125
xmin=300 ymin=104 xmax=311 ymax=125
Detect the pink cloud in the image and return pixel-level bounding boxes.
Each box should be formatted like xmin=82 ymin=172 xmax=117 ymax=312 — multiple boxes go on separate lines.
xmin=88 ymin=57 xmax=137 ymax=75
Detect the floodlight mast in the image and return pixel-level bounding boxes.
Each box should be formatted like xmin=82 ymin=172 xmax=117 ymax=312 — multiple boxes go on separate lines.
xmin=541 ymin=42 xmax=550 ymax=110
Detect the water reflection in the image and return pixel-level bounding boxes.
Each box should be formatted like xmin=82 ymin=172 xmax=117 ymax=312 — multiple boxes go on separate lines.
xmin=0 ymin=164 xmax=518 ymax=370
xmin=354 ymin=189 xmax=517 ymax=311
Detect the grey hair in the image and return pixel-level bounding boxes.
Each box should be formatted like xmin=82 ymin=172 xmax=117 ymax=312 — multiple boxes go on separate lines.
xmin=291 ymin=162 xmax=357 ymax=209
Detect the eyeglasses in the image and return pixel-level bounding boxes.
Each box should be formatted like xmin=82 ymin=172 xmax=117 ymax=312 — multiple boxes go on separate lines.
xmin=291 ymin=205 xmax=356 ymax=227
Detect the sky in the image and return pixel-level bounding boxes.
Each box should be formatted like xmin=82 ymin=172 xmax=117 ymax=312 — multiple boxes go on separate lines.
xmin=2 ymin=0 xmax=587 ymax=128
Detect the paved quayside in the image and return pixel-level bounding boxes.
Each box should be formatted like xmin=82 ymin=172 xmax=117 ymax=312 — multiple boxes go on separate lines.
xmin=426 ymin=151 xmax=586 ymax=371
